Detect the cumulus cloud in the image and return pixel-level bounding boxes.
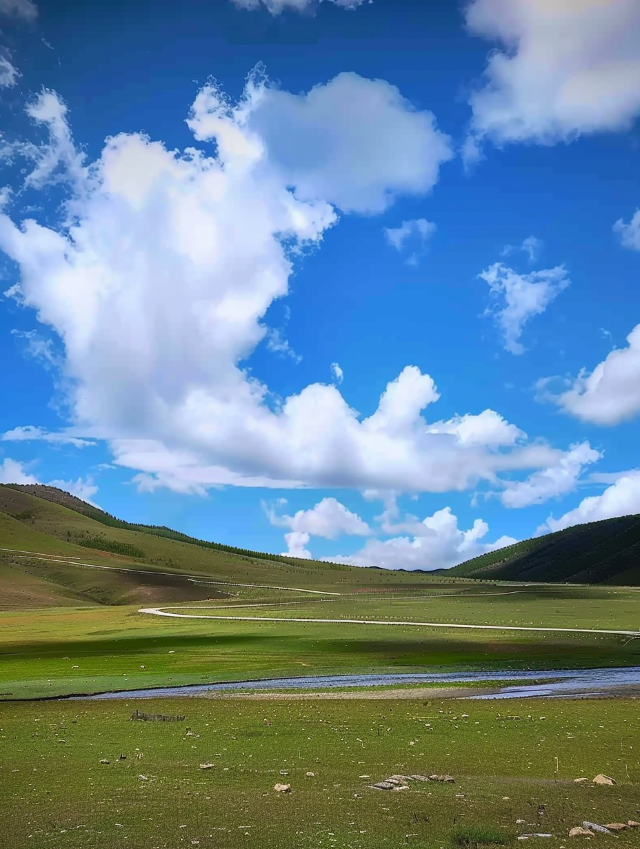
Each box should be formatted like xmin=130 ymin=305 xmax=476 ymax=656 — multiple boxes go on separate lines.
xmin=0 ymin=0 xmax=37 ymax=20
xmin=499 ymin=442 xmax=601 ymax=508
xmin=465 ymin=0 xmax=640 ymax=153
xmin=479 ymin=262 xmax=570 ymax=354
xmin=614 ymin=209 xmax=640 ymax=251
xmin=540 ymin=471 xmax=640 ymax=533
xmin=2 ymin=425 xmax=96 ymax=448
xmin=283 ymin=531 xmax=312 ymax=559
xmin=546 ymin=324 xmax=640 ymax=425
xmin=0 ymin=55 xmax=19 ymax=89
xmin=331 ymin=506 xmax=517 ymax=571
xmin=384 ymin=218 xmax=436 ymax=264
xmin=0 ymin=457 xmax=38 ymax=484
xmin=266 ymin=496 xmax=371 ymax=538
xmin=0 ymin=73 xmax=561 ymax=497
xmin=231 ymin=0 xmax=366 ymax=13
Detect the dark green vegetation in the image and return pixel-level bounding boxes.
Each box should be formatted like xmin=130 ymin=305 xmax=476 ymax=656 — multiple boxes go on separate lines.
xmin=449 ymin=513 xmax=640 ymax=586
xmin=1 ymin=697 xmax=639 ymax=848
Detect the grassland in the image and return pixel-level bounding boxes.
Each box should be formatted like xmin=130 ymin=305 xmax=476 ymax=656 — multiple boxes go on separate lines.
xmin=1 ymin=696 xmax=639 ymax=849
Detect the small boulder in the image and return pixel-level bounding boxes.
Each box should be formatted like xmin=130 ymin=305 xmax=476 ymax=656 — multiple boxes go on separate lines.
xmin=199 ymin=764 xmax=215 ymax=770
xmin=409 ymin=775 xmax=430 ymax=782
xmin=305 ymin=772 xmax=315 ymax=778
xmin=274 ymin=783 xmax=291 ymax=793
xmin=569 ymin=827 xmax=594 ymax=837
xmin=627 ymin=821 xmax=640 ymax=828
xmin=604 ymin=824 xmax=627 ymax=832
xmin=372 ymin=781 xmax=397 ymax=791
xmin=592 ymin=774 xmax=615 ymax=786
xmin=583 ymin=822 xmax=611 ymax=835
xmin=573 ymin=777 xmax=588 ymax=783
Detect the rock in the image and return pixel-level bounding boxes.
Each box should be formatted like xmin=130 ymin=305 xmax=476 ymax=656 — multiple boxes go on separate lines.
xmin=573 ymin=778 xmax=588 ymax=783
xmin=371 ymin=781 xmax=397 ymax=791
xmin=138 ymin=775 xmax=148 ymax=781
xmin=592 ymin=774 xmax=615 ymax=785
xmin=274 ymin=783 xmax=291 ymax=793
xmin=443 ymin=775 xmax=455 ymax=783
xmin=583 ymin=822 xmax=611 ymax=835
xmin=279 ymin=771 xmax=289 ymax=776
xmin=604 ymin=824 xmax=627 ymax=832
xmin=569 ymin=827 xmax=594 ymax=837
xmin=305 ymin=772 xmax=315 ymax=778
xmin=199 ymin=764 xmax=215 ymax=770
xmin=516 ymin=820 xmax=526 ymax=825
xmin=409 ymin=775 xmax=430 ymax=782
xmin=627 ymin=821 xmax=640 ymax=828
xmin=99 ymin=759 xmax=110 ymax=765
xmin=389 ymin=774 xmax=409 ymax=782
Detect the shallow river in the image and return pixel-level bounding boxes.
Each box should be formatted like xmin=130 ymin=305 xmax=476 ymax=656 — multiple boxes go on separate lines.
xmin=77 ymin=666 xmax=640 ymax=701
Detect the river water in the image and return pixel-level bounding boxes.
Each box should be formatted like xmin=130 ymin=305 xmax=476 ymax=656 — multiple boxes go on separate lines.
xmin=77 ymin=666 xmax=640 ymax=701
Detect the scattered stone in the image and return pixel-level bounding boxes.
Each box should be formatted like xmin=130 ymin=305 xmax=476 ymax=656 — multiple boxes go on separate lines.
xmin=388 ymin=774 xmax=409 ymax=782
xmin=592 ymin=774 xmax=616 ymax=786
xmin=99 ymin=759 xmax=110 ymax=765
xmin=583 ymin=822 xmax=611 ymax=834
xmin=274 ymin=783 xmax=291 ymax=793
xmin=569 ymin=827 xmax=594 ymax=837
xmin=138 ymin=775 xmax=148 ymax=781
xmin=604 ymin=824 xmax=627 ymax=832
xmin=627 ymin=821 xmax=640 ymax=828
xmin=359 ymin=775 xmax=370 ymax=779
xmin=518 ymin=835 xmax=553 ymax=840
xmin=279 ymin=770 xmax=289 ymax=776
xmin=199 ymin=764 xmax=215 ymax=770
xmin=573 ymin=778 xmax=588 ymax=783
xmin=58 ymin=740 xmax=66 ymax=744
xmin=372 ymin=781 xmax=399 ymax=791
xmin=409 ymin=775 xmax=430 ymax=782
xmin=516 ymin=820 xmax=526 ymax=825
xmin=305 ymin=772 xmax=315 ymax=778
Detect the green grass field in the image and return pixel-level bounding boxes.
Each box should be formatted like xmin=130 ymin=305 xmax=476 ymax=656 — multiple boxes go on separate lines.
xmin=1 ymin=696 xmax=639 ymax=849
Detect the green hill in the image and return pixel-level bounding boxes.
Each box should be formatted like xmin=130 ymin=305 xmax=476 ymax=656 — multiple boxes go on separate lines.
xmin=447 ymin=513 xmax=640 ymax=585
xmin=0 ymin=484 xmax=444 ymax=608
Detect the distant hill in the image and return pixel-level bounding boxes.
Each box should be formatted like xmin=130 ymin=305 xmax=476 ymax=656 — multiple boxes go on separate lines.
xmin=447 ymin=513 xmax=640 ymax=586
xmin=0 ymin=484 xmax=442 ymax=609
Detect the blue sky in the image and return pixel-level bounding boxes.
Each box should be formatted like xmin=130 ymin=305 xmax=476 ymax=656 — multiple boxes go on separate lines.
xmin=1 ymin=0 xmax=640 ymax=569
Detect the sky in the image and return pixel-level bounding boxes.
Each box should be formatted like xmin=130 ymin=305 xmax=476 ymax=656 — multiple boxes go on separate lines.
xmin=0 ymin=0 xmax=639 ymax=570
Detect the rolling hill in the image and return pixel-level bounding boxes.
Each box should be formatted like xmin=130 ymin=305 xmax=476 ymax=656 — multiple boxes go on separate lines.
xmin=447 ymin=513 xmax=640 ymax=586
xmin=0 ymin=484 xmax=442 ymax=608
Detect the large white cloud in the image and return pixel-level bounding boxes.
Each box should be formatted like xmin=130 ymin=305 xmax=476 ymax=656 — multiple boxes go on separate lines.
xmin=465 ymin=0 xmax=640 ymax=153
xmin=331 ymin=506 xmax=517 ymax=571
xmin=266 ymin=496 xmax=371 ymax=538
xmin=541 ymin=471 xmax=640 ymax=533
xmin=231 ymin=0 xmax=366 ymax=13
xmin=479 ymin=261 xmax=570 ymax=355
xmin=546 ymin=323 xmax=640 ymax=425
xmin=499 ymin=441 xmax=601 ymax=508
xmin=0 ymin=73 xmax=563 ymax=497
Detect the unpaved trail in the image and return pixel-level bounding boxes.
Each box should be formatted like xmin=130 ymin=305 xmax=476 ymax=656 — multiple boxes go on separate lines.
xmin=138 ymin=607 xmax=640 ymax=637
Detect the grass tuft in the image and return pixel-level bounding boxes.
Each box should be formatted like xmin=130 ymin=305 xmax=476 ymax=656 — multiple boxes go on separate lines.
xmin=450 ymin=825 xmax=515 ymax=848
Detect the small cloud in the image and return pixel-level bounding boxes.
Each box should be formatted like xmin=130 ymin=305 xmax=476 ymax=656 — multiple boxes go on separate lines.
xmin=0 ymin=0 xmax=38 ymax=21
xmin=384 ymin=218 xmax=436 ymax=264
xmin=1 ymin=425 xmax=96 ymax=449
xmin=330 ymin=362 xmax=344 ymax=384
xmin=501 ymin=236 xmax=543 ymax=263
xmin=0 ymin=457 xmax=39 ymax=484
xmin=265 ymin=328 xmax=302 ymax=363
xmin=614 ymin=209 xmax=640 ymax=252
xmin=0 ymin=54 xmax=20 ymax=89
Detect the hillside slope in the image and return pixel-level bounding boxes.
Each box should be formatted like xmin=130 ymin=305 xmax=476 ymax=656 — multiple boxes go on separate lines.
xmin=0 ymin=485 xmax=443 ymax=608
xmin=447 ymin=513 xmax=640 ymax=585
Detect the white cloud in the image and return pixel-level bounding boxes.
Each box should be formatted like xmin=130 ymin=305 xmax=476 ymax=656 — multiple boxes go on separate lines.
xmin=231 ymin=0 xmax=366 ymax=13
xmin=426 ymin=409 xmax=524 ymax=447
xmin=266 ymin=496 xmax=371 ymax=538
xmin=548 ymin=323 xmax=640 ymax=425
xmin=0 ymin=0 xmax=37 ymax=20
xmin=499 ymin=441 xmax=601 ymax=508
xmin=0 ymin=457 xmax=38 ymax=484
xmin=502 ymin=235 xmax=543 ymax=263
xmin=384 ymin=218 xmax=436 ymax=264
xmin=47 ymin=476 xmax=99 ymax=505
xmin=331 ymin=506 xmax=517 ymax=571
xmin=540 ymin=471 xmax=640 ymax=533
xmin=265 ymin=328 xmax=301 ymax=363
xmin=614 ymin=209 xmax=640 ymax=251
xmin=465 ymin=0 xmax=640 ymax=152
xmin=0 ymin=75 xmax=562 ymax=498
xmin=2 ymin=425 xmax=96 ymax=448
xmin=283 ymin=531 xmax=312 ymax=559
xmin=0 ymin=55 xmax=19 ymax=89
xmin=330 ymin=362 xmax=344 ymax=384
xmin=479 ymin=262 xmax=570 ymax=354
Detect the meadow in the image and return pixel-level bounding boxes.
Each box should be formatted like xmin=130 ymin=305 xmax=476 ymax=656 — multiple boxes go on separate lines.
xmin=1 ymin=696 xmax=639 ymax=849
